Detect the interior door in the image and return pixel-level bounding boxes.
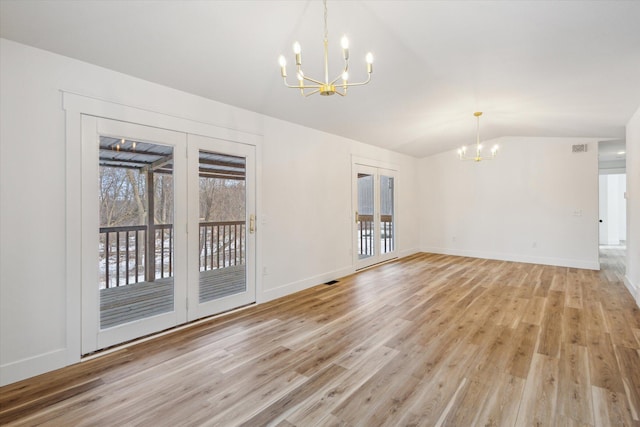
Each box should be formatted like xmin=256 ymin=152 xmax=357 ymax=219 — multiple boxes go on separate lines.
xmin=187 ymin=134 xmax=256 ymax=320
xmin=82 ymin=116 xmax=188 ymax=354
xmin=353 ymin=164 xmax=397 ymax=269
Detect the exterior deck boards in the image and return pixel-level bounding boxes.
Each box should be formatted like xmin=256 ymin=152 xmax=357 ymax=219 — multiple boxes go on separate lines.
xmin=99 ymin=265 xmax=246 ymax=328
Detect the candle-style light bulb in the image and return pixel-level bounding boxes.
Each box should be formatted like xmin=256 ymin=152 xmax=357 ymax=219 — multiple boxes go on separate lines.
xmin=340 ymin=35 xmax=349 ymax=50
xmin=278 ymin=55 xmax=287 ymax=77
xmin=341 ymin=35 xmax=349 ymax=60
xmin=293 ymin=41 xmax=302 ymax=65
xmin=366 ymin=52 xmax=373 ymax=73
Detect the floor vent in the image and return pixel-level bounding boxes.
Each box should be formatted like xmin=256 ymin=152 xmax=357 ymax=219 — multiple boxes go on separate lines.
xmin=324 ymin=280 xmax=339 ymax=285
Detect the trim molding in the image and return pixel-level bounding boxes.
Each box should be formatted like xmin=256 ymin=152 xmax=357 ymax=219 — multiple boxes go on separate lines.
xmin=421 ymin=247 xmax=600 ymax=270
xmin=0 ymin=348 xmax=67 ymax=386
xmin=259 ymin=265 xmax=355 ymax=303
xmin=624 ymin=275 xmax=640 ymax=308
xmin=400 ymin=248 xmax=420 ymax=258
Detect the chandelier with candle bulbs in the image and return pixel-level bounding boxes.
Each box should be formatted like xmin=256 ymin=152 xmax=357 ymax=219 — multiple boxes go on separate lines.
xmin=457 ymin=112 xmax=499 ymax=162
xmin=278 ymin=0 xmax=373 ymax=97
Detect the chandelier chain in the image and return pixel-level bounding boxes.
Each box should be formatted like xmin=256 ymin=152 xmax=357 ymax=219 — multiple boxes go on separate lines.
xmin=323 ymin=0 xmax=328 ymax=41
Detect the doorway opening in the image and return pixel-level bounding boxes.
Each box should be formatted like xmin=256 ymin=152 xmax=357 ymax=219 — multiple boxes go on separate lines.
xmin=598 ymin=140 xmax=626 ymax=273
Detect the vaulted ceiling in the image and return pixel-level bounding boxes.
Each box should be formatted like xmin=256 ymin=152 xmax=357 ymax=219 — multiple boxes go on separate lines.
xmin=1 ymin=0 xmax=639 ymax=157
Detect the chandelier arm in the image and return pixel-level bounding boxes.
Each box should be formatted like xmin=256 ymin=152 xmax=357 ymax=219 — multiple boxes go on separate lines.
xmin=282 ymin=79 xmax=321 ymax=89
xmin=329 ymin=60 xmax=350 ymax=85
xmin=329 ymin=74 xmax=343 ymax=86
xmin=303 ymin=88 xmax=321 ymax=97
xmin=301 ymin=75 xmax=325 ymax=86
xmin=459 ymin=155 xmax=495 ymax=162
xmin=341 ymin=73 xmax=371 ymax=87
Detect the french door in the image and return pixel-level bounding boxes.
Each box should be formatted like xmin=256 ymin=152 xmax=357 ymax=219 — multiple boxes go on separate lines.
xmin=353 ymin=164 xmax=397 ymax=269
xmin=81 ymin=116 xmax=255 ymax=354
xmin=187 ymin=134 xmax=255 ymax=321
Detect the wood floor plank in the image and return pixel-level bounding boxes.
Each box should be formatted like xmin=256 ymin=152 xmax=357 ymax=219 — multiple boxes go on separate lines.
xmin=1 ymin=249 xmax=638 ymax=426
xmin=591 ymin=385 xmax=637 ymax=427
xmin=603 ymin=308 xmax=639 ymax=349
xmin=564 ymin=306 xmax=587 ymax=346
xmin=584 ymin=300 xmax=609 ymax=334
xmin=515 ymin=353 xmax=560 ymax=427
xmin=474 ymin=372 xmax=525 ymax=427
xmin=557 ymin=343 xmax=594 ymax=425
xmin=285 ymin=345 xmax=399 ymax=426
xmin=613 ymin=344 xmax=640 ymax=421
xmin=537 ymin=290 xmax=565 ymax=358
xmin=507 ymin=321 xmax=540 ymax=379
xmin=586 ymin=329 xmax=626 ymax=393
xmin=522 ymin=295 xmax=547 ymax=326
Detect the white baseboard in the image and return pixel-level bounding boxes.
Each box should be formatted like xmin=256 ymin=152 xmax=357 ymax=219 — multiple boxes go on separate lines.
xmin=259 ymin=265 xmax=355 ymax=303
xmin=259 ymin=249 xmax=421 ymax=303
xmin=400 ymin=247 xmax=420 ymax=258
xmin=0 ymin=348 xmax=68 ymax=386
xmin=624 ymin=275 xmax=640 ymax=308
xmin=420 ymin=247 xmax=600 ymax=270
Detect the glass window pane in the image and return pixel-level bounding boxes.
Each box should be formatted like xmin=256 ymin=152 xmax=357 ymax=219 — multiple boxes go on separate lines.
xmin=357 ymin=173 xmax=375 ymax=259
xmin=98 ymin=136 xmax=174 ymax=328
xmin=198 ymin=150 xmax=246 ymax=303
xmin=380 ymin=175 xmax=394 ymax=254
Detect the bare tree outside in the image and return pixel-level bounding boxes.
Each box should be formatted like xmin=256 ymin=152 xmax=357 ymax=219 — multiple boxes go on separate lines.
xmin=98 ymin=145 xmax=247 ymax=289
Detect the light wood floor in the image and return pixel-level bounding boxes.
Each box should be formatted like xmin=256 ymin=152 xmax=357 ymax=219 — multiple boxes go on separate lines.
xmin=1 ymin=250 xmax=639 ymax=426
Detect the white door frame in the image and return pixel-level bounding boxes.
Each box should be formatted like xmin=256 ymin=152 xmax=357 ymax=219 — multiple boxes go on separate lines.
xmin=64 ymin=92 xmax=262 ymax=362
xmin=352 ymin=157 xmax=399 ymax=270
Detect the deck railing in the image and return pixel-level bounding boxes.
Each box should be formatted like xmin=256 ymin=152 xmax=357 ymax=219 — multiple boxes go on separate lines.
xmin=357 ymin=214 xmax=394 ymax=257
xmin=99 ymin=220 xmax=245 ymax=289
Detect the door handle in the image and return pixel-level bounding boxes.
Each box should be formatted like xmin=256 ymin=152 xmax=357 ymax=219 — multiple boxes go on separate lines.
xmin=250 ymin=214 xmax=256 ymax=233
xmin=355 ymin=211 xmax=359 ymax=224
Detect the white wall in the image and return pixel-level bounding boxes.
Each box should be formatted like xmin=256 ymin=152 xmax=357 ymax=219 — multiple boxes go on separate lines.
xmin=419 ymin=137 xmax=600 ymax=269
xmin=0 ymin=39 xmax=419 ymax=385
xmin=625 ymin=105 xmax=640 ymax=306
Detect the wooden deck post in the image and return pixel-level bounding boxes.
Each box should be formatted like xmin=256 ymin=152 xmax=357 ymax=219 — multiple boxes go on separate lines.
xmin=146 ymin=170 xmax=156 ymax=282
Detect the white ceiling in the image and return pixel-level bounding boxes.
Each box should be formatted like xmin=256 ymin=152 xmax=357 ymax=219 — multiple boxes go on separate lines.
xmin=1 ymin=0 xmax=639 ymax=158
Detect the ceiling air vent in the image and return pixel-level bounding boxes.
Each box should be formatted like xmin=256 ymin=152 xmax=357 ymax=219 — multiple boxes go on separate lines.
xmin=572 ymin=144 xmax=588 ymax=153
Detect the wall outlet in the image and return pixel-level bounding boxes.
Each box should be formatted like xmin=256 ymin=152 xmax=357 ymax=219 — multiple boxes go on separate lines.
xmin=532 ymin=241 xmax=537 ymax=248
xmin=262 ymin=266 xmax=268 ymax=275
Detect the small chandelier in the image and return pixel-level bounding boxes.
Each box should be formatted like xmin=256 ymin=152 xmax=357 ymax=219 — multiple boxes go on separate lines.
xmin=278 ymin=0 xmax=373 ymax=97
xmin=457 ymin=112 xmax=498 ymax=162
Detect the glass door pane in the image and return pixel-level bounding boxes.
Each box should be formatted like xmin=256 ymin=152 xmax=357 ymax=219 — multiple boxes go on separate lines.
xmin=357 ymin=172 xmax=375 ymax=260
xmin=198 ymin=150 xmax=246 ymax=303
xmin=98 ymin=137 xmax=175 ymax=329
xmin=380 ymin=175 xmax=395 ymax=254
xmin=187 ymin=133 xmax=255 ymax=321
